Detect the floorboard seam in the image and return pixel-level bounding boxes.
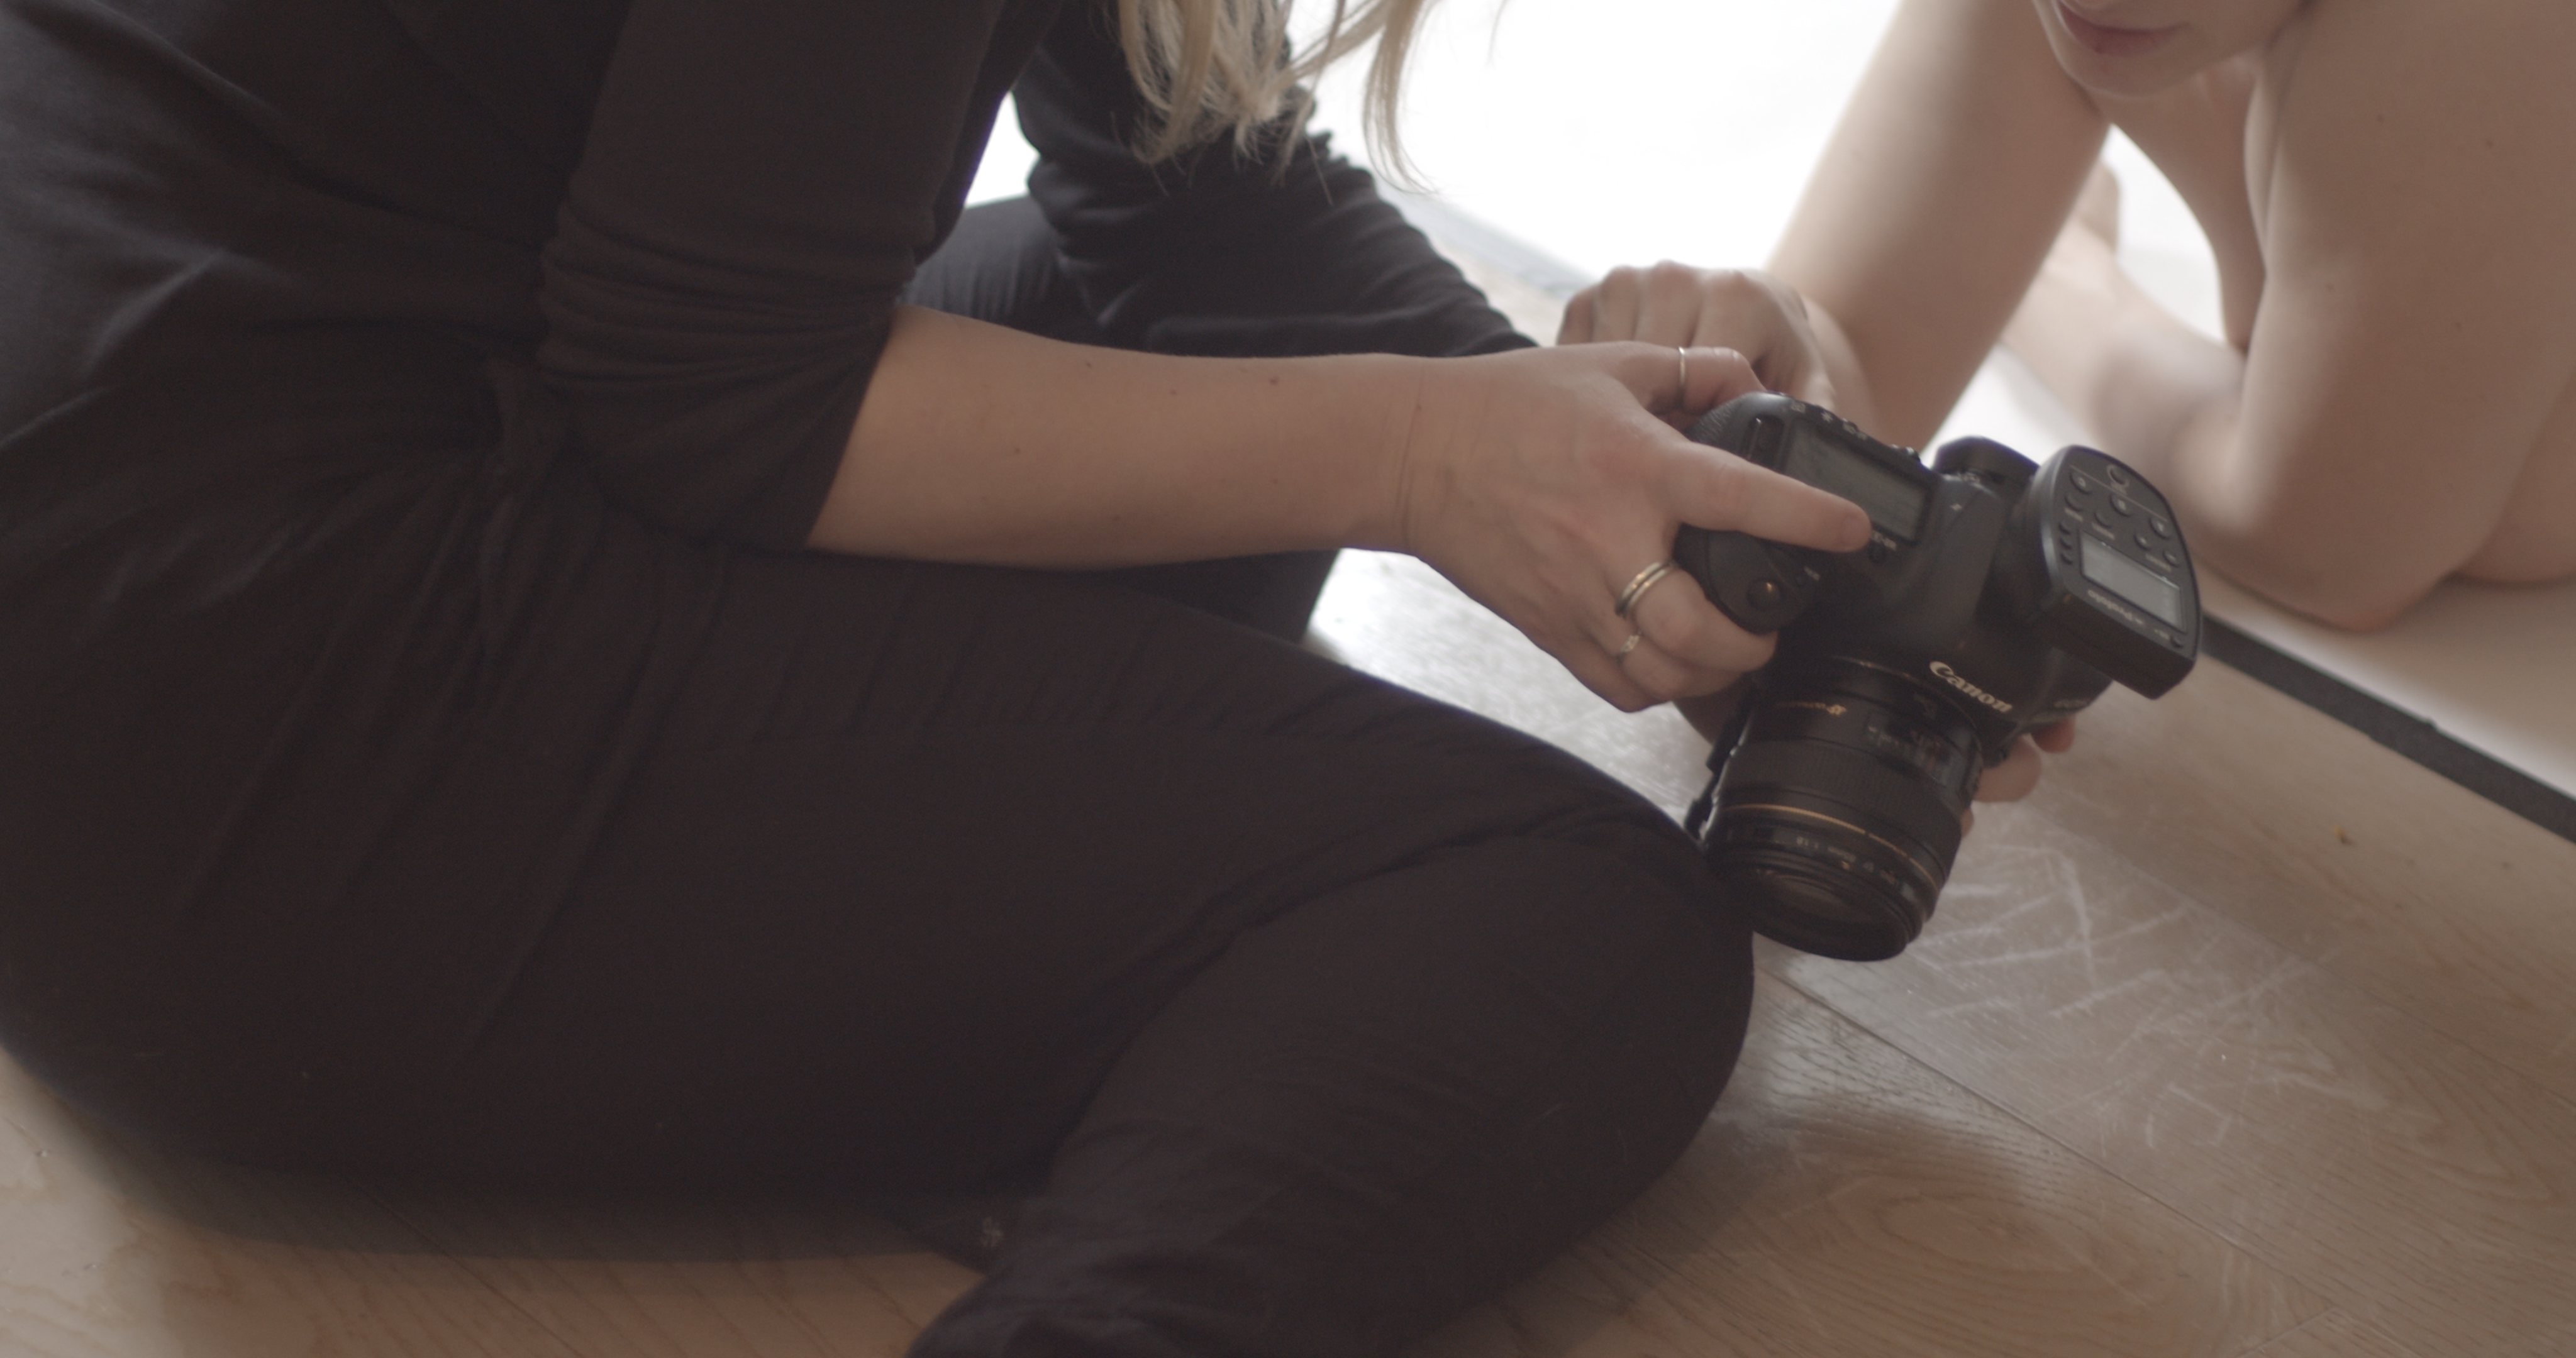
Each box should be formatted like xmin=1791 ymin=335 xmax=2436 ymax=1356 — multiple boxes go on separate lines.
xmin=2202 ymin=622 xmax=2576 ymax=844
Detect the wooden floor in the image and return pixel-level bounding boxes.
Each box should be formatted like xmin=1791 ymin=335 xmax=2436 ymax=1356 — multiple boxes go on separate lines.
xmin=7 ymin=270 xmax=2575 ymax=1357
xmin=7 ymin=539 xmax=2572 ymax=1357
xmin=1326 ymin=553 xmax=2576 ymax=1358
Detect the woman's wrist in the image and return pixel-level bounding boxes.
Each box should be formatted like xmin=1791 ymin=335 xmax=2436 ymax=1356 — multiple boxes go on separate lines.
xmin=818 ymin=308 xmax=1447 ymax=565
xmin=1796 ymin=301 xmax=1882 ymax=436
xmin=2002 ymin=225 xmax=2129 ymax=412
xmin=1356 ymin=352 xmax=1484 ymax=560
xmin=1303 ymin=351 xmax=1438 ymax=556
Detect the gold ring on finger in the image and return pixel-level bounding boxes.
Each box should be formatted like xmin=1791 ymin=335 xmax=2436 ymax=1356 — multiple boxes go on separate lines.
xmin=1614 ymin=560 xmax=1680 ymax=619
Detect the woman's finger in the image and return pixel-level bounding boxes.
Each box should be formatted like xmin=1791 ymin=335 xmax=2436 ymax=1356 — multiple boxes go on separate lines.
xmin=1667 ymin=438 xmax=1870 ymax=556
xmin=1686 ymin=272 xmax=1801 ymax=380
xmin=1573 ymin=550 xmax=1773 ymax=710
xmin=1974 ymin=734 xmax=2046 ymax=803
xmin=1555 ymin=287 xmax=1599 ymax=345
xmin=1631 ymin=261 xmax=1719 ymax=349
xmin=1618 ymin=560 xmax=1775 ymax=689
xmin=1563 ymin=263 xmax=1836 ymax=402
xmin=1563 ymin=623 xmax=1668 ymax=713
xmin=1971 ymin=720 xmax=2076 ymax=808
xmin=1583 ymin=267 xmax=1646 ymax=348
xmin=1668 ymin=344 xmax=1762 ymax=417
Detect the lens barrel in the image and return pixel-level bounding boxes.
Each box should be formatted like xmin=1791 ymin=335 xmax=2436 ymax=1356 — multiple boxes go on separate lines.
xmin=1702 ymin=661 xmax=1985 ymax=960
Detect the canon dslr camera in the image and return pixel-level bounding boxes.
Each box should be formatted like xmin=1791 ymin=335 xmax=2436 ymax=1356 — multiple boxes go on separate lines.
xmin=1675 ymin=393 xmax=2200 ymax=961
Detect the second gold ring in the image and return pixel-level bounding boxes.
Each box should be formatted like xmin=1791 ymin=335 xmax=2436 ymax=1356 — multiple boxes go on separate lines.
xmin=1615 ymin=559 xmax=1680 ymax=619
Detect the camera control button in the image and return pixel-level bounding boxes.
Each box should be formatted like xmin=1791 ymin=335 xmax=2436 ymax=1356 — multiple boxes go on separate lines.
xmin=2135 ymin=532 xmax=2157 ymax=553
xmin=2072 ymin=470 xmax=2099 ymax=495
xmin=1749 ymin=578 xmax=1784 ymax=610
xmin=2104 ymin=463 xmax=2132 ymax=489
xmin=2150 ymin=514 xmax=2174 ymax=538
xmin=2092 ymin=510 xmax=2117 ymax=531
xmin=2162 ymin=549 xmax=2184 ymax=568
xmin=2111 ymin=493 xmax=2136 ymax=517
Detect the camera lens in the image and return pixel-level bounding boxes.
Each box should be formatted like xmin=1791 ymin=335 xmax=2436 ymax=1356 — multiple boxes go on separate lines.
xmin=1700 ymin=661 xmax=1984 ymax=960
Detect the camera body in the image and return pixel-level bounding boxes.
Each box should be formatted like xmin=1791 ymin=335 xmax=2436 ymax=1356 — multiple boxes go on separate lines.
xmin=1675 ymin=394 xmax=2199 ymax=960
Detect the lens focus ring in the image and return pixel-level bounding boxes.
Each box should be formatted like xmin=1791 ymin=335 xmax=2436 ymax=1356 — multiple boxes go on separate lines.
xmin=1698 ymin=663 xmax=1987 ymax=961
xmin=1716 ymin=739 xmax=1964 ymax=871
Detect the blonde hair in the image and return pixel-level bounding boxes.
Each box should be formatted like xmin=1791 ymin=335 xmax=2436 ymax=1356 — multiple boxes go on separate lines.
xmin=1115 ymin=0 xmax=1436 ymax=175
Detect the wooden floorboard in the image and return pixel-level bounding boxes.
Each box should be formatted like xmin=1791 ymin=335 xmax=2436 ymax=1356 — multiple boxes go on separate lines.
xmin=363 ymin=1186 xmax=975 ymax=1358
xmin=1320 ymin=551 xmax=2576 ymax=1358
xmin=1775 ymin=799 xmax=2576 ymax=1356
xmin=4 ymin=544 xmax=2570 ymax=1355
xmin=2019 ymin=658 xmax=2576 ymax=1107
xmin=2244 ymin=1309 xmax=2427 ymax=1358
xmin=0 ymin=1054 xmax=584 ymax=1358
xmin=1416 ymin=976 xmax=2325 ymax=1358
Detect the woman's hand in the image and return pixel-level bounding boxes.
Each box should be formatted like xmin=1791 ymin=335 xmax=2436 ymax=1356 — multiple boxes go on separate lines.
xmin=1558 ymin=263 xmax=1848 ymax=412
xmin=1955 ymin=718 xmax=2079 ymax=833
xmin=1975 ymin=719 xmax=2077 ymax=803
xmin=1386 ymin=341 xmax=1870 ymax=712
xmin=2002 ymin=159 xmax=2128 ymax=351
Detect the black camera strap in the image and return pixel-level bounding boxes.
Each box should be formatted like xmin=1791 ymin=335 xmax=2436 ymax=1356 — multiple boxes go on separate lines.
xmin=1682 ymin=695 xmax=1757 ymax=841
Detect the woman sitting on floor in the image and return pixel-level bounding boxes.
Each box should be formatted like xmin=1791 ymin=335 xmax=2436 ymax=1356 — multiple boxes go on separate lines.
xmin=0 ymin=0 xmax=2084 ymax=1352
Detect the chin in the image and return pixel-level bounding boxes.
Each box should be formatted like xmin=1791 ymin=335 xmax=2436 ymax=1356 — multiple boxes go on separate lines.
xmin=2037 ymin=3 xmax=2210 ymax=98
xmin=2043 ymin=35 xmax=2207 ymax=98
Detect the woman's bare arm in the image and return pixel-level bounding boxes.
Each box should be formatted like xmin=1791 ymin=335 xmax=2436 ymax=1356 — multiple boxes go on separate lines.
xmin=2007 ymin=0 xmax=2576 ymax=629
xmin=1766 ymin=0 xmax=2109 ymax=446
xmin=811 ymin=305 xmax=1870 ymax=710
xmin=813 ymin=306 xmax=1414 ymax=568
xmin=1557 ymin=0 xmax=2107 ymax=446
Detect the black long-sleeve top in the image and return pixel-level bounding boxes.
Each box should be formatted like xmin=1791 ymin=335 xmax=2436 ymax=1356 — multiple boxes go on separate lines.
xmin=0 ymin=0 xmax=1524 ymax=553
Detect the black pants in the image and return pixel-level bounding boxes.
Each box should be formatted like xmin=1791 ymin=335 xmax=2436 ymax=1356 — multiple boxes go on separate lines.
xmin=0 ymin=201 xmax=1755 ymax=1357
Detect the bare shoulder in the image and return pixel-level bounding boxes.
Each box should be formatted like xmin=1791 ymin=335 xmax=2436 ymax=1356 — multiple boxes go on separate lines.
xmin=1770 ymin=0 xmax=2105 ymax=443
xmin=2260 ymin=0 xmax=2576 ymax=240
xmin=2253 ymin=0 xmax=2576 ymax=395
xmin=2252 ymin=0 xmax=2576 ymax=587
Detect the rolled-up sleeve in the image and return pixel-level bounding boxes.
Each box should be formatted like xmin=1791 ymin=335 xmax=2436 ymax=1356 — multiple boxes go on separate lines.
xmin=536 ymin=0 xmax=1521 ymax=549
xmin=536 ymin=0 xmax=1046 ymax=548
xmin=1018 ymin=4 xmax=1531 ymax=362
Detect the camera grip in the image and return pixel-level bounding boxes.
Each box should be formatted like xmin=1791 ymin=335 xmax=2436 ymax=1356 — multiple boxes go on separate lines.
xmin=1674 ymin=524 xmax=1822 ymax=632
